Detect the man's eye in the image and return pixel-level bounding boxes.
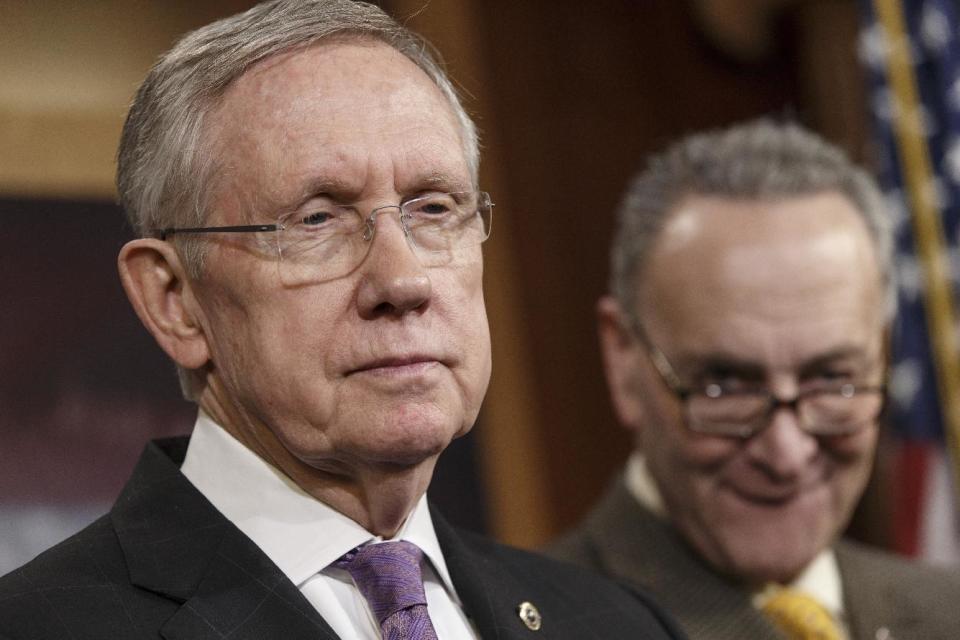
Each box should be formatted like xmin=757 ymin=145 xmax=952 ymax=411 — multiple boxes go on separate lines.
xmin=706 ymin=379 xmax=751 ymax=393
xmin=422 ymin=203 xmax=450 ymax=215
xmin=410 ymin=195 xmax=457 ymax=216
xmin=700 ymin=370 xmax=757 ymax=391
xmin=301 ymin=211 xmax=332 ymax=225
xmin=812 ymin=370 xmax=855 ymax=384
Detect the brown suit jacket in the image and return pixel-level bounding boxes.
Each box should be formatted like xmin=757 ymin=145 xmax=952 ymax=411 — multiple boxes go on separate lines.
xmin=549 ymin=476 xmax=960 ymax=640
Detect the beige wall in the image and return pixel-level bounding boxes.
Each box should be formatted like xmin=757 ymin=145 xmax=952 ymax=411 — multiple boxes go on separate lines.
xmin=0 ymin=2 xmax=247 ymax=199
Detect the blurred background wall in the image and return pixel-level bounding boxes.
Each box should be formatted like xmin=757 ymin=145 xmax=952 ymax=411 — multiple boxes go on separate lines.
xmin=1 ymin=0 xmax=947 ymax=573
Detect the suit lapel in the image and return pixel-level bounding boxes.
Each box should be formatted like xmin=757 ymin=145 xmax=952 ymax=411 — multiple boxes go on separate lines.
xmin=432 ymin=506 xmax=551 ymax=639
xmin=112 ymin=438 xmax=339 ymax=640
xmin=837 ymin=542 xmax=923 ymax=640
xmin=159 ymin=525 xmax=338 ymax=640
xmin=579 ymin=479 xmax=783 ymax=640
xmin=431 ymin=507 xmax=517 ymax=639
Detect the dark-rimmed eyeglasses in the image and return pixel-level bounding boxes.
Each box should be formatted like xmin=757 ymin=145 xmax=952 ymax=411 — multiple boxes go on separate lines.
xmin=631 ymin=321 xmax=885 ymax=438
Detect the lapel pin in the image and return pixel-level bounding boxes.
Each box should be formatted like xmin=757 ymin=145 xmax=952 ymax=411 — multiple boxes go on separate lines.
xmin=517 ymin=601 xmax=542 ymax=631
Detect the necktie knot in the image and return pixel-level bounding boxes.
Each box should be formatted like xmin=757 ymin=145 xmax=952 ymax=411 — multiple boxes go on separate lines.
xmin=762 ymin=588 xmax=843 ymax=640
xmin=335 ymin=540 xmax=434 ymax=632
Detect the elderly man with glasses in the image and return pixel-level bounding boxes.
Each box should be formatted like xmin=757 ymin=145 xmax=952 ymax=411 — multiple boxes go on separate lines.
xmin=0 ymin=2 xmax=686 ymax=639
xmin=551 ymin=120 xmax=960 ymax=640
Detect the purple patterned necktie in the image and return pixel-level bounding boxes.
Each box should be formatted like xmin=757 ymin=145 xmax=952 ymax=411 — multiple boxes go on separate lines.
xmin=334 ymin=540 xmax=440 ymax=640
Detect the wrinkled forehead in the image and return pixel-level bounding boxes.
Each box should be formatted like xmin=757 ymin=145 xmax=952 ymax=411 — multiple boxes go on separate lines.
xmin=202 ymin=39 xmax=469 ymax=210
xmin=217 ymin=39 xmax=460 ymax=140
xmin=232 ymin=38 xmax=443 ymax=106
xmin=639 ymin=193 xmax=886 ymax=362
xmin=644 ymin=192 xmax=883 ymax=296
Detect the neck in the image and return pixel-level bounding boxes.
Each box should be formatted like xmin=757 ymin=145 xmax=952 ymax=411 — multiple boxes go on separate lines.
xmin=293 ymin=462 xmax=436 ymax=537
xmin=197 ymin=388 xmax=436 ymax=538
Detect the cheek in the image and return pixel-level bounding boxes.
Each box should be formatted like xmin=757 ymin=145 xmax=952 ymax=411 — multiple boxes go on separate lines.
xmin=824 ymin=427 xmax=878 ymax=493
xmin=828 ymin=425 xmax=878 ymax=458
xmin=635 ymin=367 xmax=683 ymax=442
xmin=644 ymin=415 xmax=743 ymax=497
xmin=676 ymin=430 xmax=745 ymax=468
xmin=443 ymin=263 xmax=491 ymax=394
xmin=642 ymin=397 xmax=741 ymax=471
xmin=439 ymin=255 xmax=487 ymax=337
xmin=820 ymin=423 xmax=878 ymax=486
xmin=213 ymin=285 xmax=343 ymax=404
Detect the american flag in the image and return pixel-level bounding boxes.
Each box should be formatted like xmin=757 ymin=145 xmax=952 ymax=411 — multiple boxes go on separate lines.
xmin=858 ymin=0 xmax=960 ymax=563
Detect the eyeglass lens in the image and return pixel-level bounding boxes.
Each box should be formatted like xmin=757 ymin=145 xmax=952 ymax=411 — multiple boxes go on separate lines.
xmin=686 ymin=387 xmax=883 ymax=438
xmin=276 ymin=191 xmax=491 ymax=285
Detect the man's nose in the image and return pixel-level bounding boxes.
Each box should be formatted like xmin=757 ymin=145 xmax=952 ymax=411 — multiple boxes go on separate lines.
xmin=745 ymin=404 xmax=819 ymax=479
xmin=356 ymin=210 xmax=431 ymax=317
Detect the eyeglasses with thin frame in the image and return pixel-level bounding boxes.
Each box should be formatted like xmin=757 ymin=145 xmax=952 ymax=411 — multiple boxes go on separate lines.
xmin=629 ymin=319 xmax=885 ymax=438
xmin=155 ymin=190 xmax=493 ymax=284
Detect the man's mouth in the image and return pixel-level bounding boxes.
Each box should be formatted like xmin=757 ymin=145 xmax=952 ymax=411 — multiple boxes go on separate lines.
xmin=725 ymin=476 xmax=825 ymax=505
xmin=347 ymin=355 xmax=441 ymax=376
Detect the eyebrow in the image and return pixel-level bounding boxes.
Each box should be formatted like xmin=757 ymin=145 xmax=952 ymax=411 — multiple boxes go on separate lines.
xmin=672 ymin=352 xmax=766 ymax=380
xmin=276 ymin=171 xmax=473 ymax=213
xmin=294 ymin=177 xmax=363 ymax=204
xmin=797 ymin=346 xmax=874 ymax=375
xmin=406 ymin=171 xmax=472 ymax=194
xmin=675 ymin=345 xmax=874 ymax=379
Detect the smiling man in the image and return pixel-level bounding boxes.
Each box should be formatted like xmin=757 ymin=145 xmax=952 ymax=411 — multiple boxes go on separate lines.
xmin=0 ymin=2 xmax=684 ymax=639
xmin=550 ymin=120 xmax=960 ymax=640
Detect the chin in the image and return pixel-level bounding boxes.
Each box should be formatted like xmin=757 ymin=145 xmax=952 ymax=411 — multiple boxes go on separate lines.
xmin=375 ymin=432 xmax=452 ymax=466
xmin=709 ymin=526 xmax=829 ymax=585
xmin=725 ymin=550 xmax=816 ymax=585
xmin=365 ymin=407 xmax=462 ymax=466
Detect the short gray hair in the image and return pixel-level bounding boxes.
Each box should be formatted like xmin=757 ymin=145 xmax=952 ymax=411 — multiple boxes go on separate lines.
xmin=609 ymin=119 xmax=895 ymax=322
xmin=117 ymin=0 xmax=480 ymax=400
xmin=117 ymin=0 xmax=480 ymax=266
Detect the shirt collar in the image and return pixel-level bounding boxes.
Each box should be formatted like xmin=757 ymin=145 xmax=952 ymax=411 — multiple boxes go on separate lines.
xmin=623 ymin=450 xmax=844 ymax=618
xmin=624 ymin=449 xmax=668 ymax=517
xmin=180 ymin=410 xmax=459 ymax=597
xmin=769 ymin=550 xmax=843 ymax=620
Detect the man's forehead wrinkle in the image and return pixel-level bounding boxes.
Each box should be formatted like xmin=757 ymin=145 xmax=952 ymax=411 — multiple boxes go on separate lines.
xmin=292 ymin=174 xmax=365 ymax=205
xmin=672 ymin=341 xmax=875 ymax=371
xmin=391 ymin=141 xmax=471 ymax=195
xmin=208 ymin=131 xmax=294 ymax=222
xmin=650 ymin=198 xmax=882 ymax=303
xmin=720 ymin=229 xmax=871 ymax=280
xmin=239 ymin=39 xmax=451 ymax=114
xmin=668 ymin=350 xmax=766 ymax=377
xmin=800 ymin=346 xmax=877 ymax=371
xmin=415 ymin=171 xmax=471 ymax=192
xmin=208 ymin=40 xmax=468 ymax=210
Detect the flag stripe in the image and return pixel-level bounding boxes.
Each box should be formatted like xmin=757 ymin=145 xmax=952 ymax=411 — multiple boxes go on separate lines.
xmin=891 ymin=441 xmax=929 ymax=555
xmin=872 ymin=0 xmax=960 ymax=501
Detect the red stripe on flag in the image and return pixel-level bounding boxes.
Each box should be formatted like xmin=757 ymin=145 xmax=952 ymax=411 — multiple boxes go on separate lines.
xmin=892 ymin=441 xmax=930 ymax=556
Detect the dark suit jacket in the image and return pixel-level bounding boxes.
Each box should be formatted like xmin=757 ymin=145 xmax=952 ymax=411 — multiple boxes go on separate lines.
xmin=549 ymin=476 xmax=960 ymax=640
xmin=0 ymin=438 xmax=684 ymax=639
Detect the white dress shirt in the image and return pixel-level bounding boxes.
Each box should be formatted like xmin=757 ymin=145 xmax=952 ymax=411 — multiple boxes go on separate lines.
xmin=624 ymin=451 xmax=849 ymax=636
xmin=180 ymin=410 xmax=479 ymax=639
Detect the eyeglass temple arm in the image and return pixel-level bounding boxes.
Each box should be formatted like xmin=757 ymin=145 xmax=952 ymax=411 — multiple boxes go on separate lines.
xmin=156 ymin=223 xmax=280 ymax=240
xmin=627 ymin=316 xmax=690 ymax=397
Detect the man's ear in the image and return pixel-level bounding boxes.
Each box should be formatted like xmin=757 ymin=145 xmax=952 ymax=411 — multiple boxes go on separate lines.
xmin=118 ymin=239 xmax=211 ymax=370
xmin=597 ymin=295 xmax=647 ymax=433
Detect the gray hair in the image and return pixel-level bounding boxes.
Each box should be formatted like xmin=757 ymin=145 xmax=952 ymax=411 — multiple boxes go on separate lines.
xmin=117 ymin=0 xmax=480 ymax=399
xmin=117 ymin=0 xmax=479 ymax=265
xmin=609 ymin=119 xmax=895 ymax=323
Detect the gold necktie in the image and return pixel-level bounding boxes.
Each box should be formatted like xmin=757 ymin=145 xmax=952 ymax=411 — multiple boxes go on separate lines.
xmin=762 ymin=588 xmax=843 ymax=640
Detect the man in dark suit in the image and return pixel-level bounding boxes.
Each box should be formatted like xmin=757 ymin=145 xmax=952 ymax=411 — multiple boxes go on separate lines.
xmin=0 ymin=2 xmax=684 ymax=638
xmin=551 ymin=120 xmax=960 ymax=639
